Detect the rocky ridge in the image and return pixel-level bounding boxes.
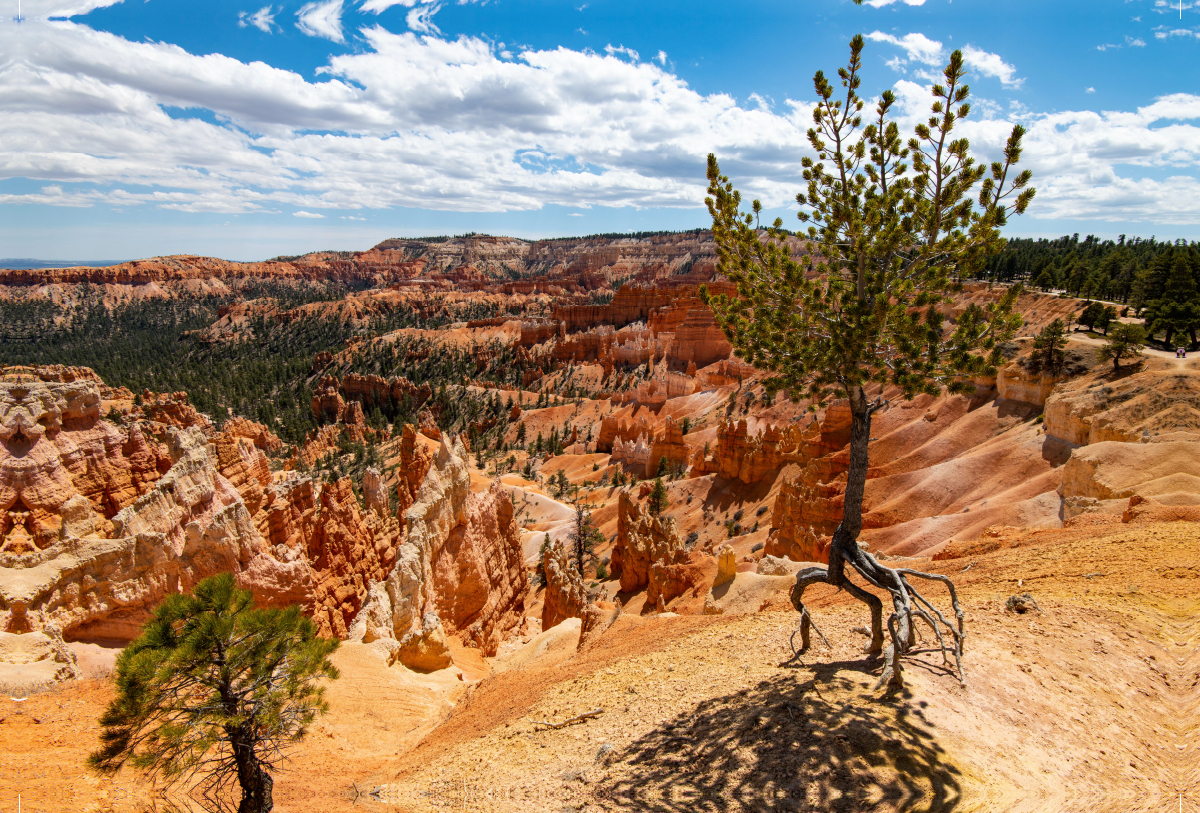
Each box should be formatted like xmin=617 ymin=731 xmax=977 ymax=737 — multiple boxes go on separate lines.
xmin=0 ymin=367 xmax=529 ymax=688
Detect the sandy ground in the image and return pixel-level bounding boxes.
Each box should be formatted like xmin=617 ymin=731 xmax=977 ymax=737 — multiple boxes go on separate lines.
xmin=4 ymin=520 xmax=1196 ymax=813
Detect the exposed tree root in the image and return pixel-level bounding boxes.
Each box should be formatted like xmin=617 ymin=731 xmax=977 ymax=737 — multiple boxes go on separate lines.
xmin=789 ymin=529 xmax=966 ymax=690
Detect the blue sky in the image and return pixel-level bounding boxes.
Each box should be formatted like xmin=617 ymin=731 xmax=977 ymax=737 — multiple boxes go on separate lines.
xmin=1 ymin=0 xmax=1198 ymax=261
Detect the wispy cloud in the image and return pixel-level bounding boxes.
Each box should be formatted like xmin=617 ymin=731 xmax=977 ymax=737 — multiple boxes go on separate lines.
xmin=296 ymin=0 xmax=345 ymax=42
xmin=1153 ymin=0 xmax=1197 ymax=12
xmin=862 ymin=0 xmax=927 ymax=7
xmin=962 ymin=45 xmax=1023 ymax=88
xmin=294 ymin=211 xmax=325 ymax=218
xmin=359 ymin=0 xmax=421 ymax=13
xmin=866 ymin=31 xmax=945 ymax=65
xmin=1099 ymin=34 xmax=1149 ymax=50
xmin=605 ymin=44 xmax=639 ymax=62
xmin=238 ymin=6 xmax=276 ymax=33
xmin=1155 ymin=25 xmax=1200 ymax=38
xmin=406 ymin=3 xmax=441 ymax=34
xmin=868 ymin=32 xmax=1022 ymax=89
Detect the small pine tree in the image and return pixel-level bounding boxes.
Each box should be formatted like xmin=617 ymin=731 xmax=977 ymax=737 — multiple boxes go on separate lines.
xmin=647 ymin=477 xmax=668 ymax=516
xmin=1098 ymin=322 xmax=1146 ymax=370
xmin=535 ymin=533 xmax=552 ymax=587
xmin=1078 ymin=301 xmax=1105 ymax=332
xmin=89 ymin=574 xmax=338 ymax=813
xmin=1031 ymin=267 xmax=1056 ymax=292
xmin=1030 ymin=319 xmax=1068 ymax=375
xmin=1099 ymin=305 xmax=1118 ymax=335
xmin=567 ymin=502 xmax=603 ymax=577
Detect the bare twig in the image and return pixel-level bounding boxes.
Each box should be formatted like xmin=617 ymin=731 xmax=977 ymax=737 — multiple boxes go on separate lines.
xmin=530 ymin=709 xmax=604 ymax=730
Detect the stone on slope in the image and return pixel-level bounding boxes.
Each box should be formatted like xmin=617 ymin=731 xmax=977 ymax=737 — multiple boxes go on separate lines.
xmin=389 ymin=612 xmax=453 ymax=672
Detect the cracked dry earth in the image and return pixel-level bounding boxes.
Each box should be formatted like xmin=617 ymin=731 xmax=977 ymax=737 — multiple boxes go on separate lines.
xmin=2 ymin=521 xmax=1197 ymax=813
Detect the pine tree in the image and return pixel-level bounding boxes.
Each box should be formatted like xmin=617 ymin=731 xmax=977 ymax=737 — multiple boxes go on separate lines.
xmin=1078 ymin=302 xmax=1105 ymax=332
xmin=702 ymin=34 xmax=1033 ymax=689
xmin=1144 ymin=255 xmax=1200 ymax=347
xmin=647 ymin=477 xmax=668 ymax=516
xmin=89 ymin=573 xmax=338 ymax=813
xmin=1100 ymin=305 xmax=1118 ymax=335
xmin=567 ymin=501 xmax=603 ymax=577
xmin=1098 ymin=323 xmax=1146 ymax=370
xmin=1030 ymin=319 xmax=1068 ymax=375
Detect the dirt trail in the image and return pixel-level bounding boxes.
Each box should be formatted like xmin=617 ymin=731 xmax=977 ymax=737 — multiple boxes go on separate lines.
xmin=1066 ymin=331 xmax=1197 ymax=367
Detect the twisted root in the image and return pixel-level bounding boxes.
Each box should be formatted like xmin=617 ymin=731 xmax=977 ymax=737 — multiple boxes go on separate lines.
xmin=788 ymin=542 xmax=966 ymax=690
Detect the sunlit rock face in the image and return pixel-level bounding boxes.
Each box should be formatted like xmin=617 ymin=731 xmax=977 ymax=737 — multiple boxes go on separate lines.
xmin=0 ymin=369 xmax=286 ymax=652
xmin=0 ymin=368 xmax=129 ymax=555
xmin=0 ymin=367 xmax=532 ymax=689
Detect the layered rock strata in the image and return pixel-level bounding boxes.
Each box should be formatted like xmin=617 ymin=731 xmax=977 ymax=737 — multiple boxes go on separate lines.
xmin=348 ymin=437 xmax=529 ymax=656
xmin=0 ymin=368 xmax=530 ymax=683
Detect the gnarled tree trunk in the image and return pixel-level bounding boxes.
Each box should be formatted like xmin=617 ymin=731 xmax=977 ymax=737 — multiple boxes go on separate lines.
xmin=233 ymin=729 xmax=274 ymax=813
xmin=789 ymin=386 xmax=966 ymax=689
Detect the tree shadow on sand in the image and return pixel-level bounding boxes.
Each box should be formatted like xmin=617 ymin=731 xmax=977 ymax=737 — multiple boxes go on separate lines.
xmin=595 ymin=660 xmax=962 ymax=813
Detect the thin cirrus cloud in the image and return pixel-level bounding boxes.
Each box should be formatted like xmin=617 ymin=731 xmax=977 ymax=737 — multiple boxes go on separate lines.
xmin=359 ymin=0 xmax=426 ymax=12
xmin=868 ymin=31 xmax=1024 ymax=88
xmin=1155 ymin=26 xmax=1200 ymax=39
xmin=1152 ymin=0 xmax=1197 ymax=11
xmin=1098 ymin=35 xmax=1149 ymax=50
xmin=239 ymin=6 xmax=276 ymax=33
xmin=2 ymin=19 xmax=1200 ymax=226
xmin=296 ymin=0 xmax=345 ymax=42
xmin=356 ymin=0 xmax=487 ymax=34
xmin=406 ymin=3 xmax=443 ymax=35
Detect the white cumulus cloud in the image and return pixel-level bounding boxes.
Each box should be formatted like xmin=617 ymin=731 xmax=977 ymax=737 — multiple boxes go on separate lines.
xmin=862 ymin=0 xmax=927 ymax=7
xmin=2 ymin=20 xmax=1199 ymax=228
xmin=962 ymin=45 xmax=1023 ymax=88
xmin=17 ymin=0 xmax=121 ymax=18
xmin=293 ymin=211 xmax=325 ymax=218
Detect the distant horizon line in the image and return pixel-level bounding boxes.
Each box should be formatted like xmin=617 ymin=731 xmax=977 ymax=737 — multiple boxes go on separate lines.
xmin=4 ymin=228 xmax=1197 ymax=271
